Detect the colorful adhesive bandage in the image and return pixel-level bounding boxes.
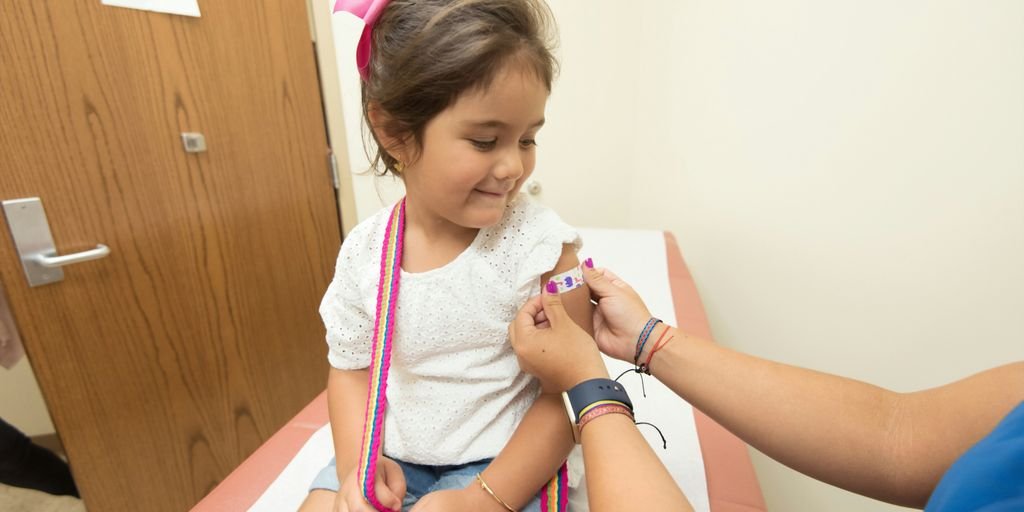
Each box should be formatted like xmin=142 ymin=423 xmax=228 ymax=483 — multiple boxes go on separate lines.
xmin=549 ymin=265 xmax=585 ymax=294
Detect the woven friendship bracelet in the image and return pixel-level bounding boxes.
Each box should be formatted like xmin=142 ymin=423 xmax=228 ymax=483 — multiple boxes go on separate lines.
xmin=578 ymin=403 xmax=635 ymax=434
xmin=634 ymin=318 xmax=662 ymax=365
xmin=638 ymin=325 xmax=671 ymax=375
xmin=642 ymin=331 xmax=675 ymax=375
xmin=578 ymin=399 xmax=629 ymax=420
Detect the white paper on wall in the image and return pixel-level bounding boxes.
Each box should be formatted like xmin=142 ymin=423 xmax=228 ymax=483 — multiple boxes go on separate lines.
xmin=101 ymin=0 xmax=200 ymax=17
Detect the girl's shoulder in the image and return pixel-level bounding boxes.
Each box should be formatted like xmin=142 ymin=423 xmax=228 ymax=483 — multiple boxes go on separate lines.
xmin=492 ymin=194 xmax=567 ymax=238
xmin=337 ymin=203 xmax=397 ymax=264
xmin=481 ymin=195 xmax=582 ymax=301
xmin=479 ymin=194 xmax=581 ymax=256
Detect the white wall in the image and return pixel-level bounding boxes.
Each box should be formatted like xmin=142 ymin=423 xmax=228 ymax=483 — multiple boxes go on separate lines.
xmin=330 ymin=12 xmax=406 ymax=219
xmin=553 ymin=2 xmax=1024 ymax=510
xmin=0 ymin=360 xmax=56 ymax=436
xmin=335 ymin=2 xmax=1024 ymax=510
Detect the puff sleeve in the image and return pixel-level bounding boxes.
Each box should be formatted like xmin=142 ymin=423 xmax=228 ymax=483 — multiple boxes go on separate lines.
xmin=512 ymin=199 xmax=582 ymax=303
xmin=320 ymin=235 xmax=374 ymax=370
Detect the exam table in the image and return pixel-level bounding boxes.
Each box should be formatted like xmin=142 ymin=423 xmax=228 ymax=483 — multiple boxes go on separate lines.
xmin=192 ymin=230 xmax=766 ymax=512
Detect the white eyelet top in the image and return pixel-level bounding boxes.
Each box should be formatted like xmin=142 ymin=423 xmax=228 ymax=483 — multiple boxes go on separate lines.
xmin=320 ymin=194 xmax=581 ymax=464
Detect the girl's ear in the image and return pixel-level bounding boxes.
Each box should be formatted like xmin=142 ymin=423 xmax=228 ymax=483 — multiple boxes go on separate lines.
xmin=367 ymin=102 xmax=409 ymax=163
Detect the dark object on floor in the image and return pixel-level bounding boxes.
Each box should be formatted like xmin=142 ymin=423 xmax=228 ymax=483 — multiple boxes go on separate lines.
xmin=0 ymin=418 xmax=78 ymax=497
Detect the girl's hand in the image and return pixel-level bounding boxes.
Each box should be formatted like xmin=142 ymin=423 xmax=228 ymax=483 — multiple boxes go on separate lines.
xmin=335 ymin=457 xmax=406 ymax=512
xmin=510 ymin=286 xmax=608 ymax=392
xmin=582 ymin=265 xmax=654 ymax=363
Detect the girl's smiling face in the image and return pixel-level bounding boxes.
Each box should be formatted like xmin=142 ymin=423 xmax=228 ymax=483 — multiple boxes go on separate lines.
xmin=399 ymin=62 xmax=549 ymax=231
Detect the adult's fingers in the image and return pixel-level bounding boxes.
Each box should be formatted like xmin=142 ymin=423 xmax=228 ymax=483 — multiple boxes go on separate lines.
xmin=582 ymin=265 xmax=619 ymax=301
xmin=540 ymin=280 xmax=570 ymax=326
xmin=534 ymin=308 xmax=549 ymax=328
xmin=510 ymin=294 xmax=543 ymax=344
xmin=602 ymin=268 xmax=633 ymax=290
xmin=518 ymin=294 xmax=544 ymax=324
xmin=584 ymin=266 xmax=638 ymax=301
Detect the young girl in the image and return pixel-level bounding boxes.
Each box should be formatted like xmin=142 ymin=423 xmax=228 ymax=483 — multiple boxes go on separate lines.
xmin=300 ymin=1 xmax=593 ymax=511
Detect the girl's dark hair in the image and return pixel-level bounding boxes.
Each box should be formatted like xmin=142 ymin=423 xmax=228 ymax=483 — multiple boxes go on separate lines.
xmin=362 ymin=0 xmax=558 ymax=176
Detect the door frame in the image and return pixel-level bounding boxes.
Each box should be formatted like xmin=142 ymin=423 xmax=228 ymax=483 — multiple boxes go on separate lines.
xmin=307 ymin=0 xmax=359 ymax=237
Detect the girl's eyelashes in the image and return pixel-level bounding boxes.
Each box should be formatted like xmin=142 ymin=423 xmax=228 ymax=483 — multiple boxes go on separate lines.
xmin=467 ymin=137 xmax=539 ymax=151
xmin=469 ymin=138 xmax=497 ymax=151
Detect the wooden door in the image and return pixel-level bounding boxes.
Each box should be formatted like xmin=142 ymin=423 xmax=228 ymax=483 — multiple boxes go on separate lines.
xmin=0 ymin=1 xmax=340 ymax=510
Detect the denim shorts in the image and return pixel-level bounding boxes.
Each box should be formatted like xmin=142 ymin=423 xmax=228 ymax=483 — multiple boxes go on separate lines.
xmin=310 ymin=456 xmax=543 ymax=511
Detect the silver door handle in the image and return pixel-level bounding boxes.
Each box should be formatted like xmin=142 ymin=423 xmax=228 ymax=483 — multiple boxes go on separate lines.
xmin=2 ymin=197 xmax=112 ymax=287
xmin=32 ymin=244 xmax=110 ymax=268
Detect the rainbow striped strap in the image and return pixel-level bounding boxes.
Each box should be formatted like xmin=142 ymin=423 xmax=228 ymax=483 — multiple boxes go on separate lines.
xmin=539 ymin=462 xmax=569 ymax=511
xmin=357 ymin=199 xmax=405 ymax=512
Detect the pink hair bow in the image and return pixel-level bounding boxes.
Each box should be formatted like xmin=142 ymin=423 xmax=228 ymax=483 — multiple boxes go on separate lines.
xmin=334 ymin=0 xmax=391 ymax=80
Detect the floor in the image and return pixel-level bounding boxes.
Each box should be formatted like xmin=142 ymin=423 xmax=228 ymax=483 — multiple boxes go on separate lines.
xmin=0 ymin=433 xmax=85 ymax=511
xmin=0 ymin=483 xmax=85 ymax=512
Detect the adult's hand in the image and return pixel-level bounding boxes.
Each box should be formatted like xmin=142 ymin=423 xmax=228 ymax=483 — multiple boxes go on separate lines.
xmin=582 ymin=264 xmax=655 ymax=363
xmin=510 ymin=285 xmax=608 ymax=392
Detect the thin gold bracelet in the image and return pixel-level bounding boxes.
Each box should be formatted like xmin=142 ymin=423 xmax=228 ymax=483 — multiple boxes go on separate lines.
xmin=475 ymin=472 xmax=516 ymax=512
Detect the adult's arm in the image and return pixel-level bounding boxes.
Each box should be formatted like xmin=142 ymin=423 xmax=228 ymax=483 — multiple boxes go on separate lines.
xmin=583 ymin=265 xmax=1024 ymax=508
